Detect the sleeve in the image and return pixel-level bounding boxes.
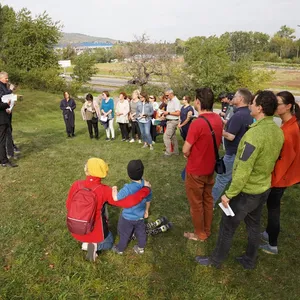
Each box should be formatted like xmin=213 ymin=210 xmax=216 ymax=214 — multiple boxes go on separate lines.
xmin=116 ymin=185 xmax=130 ymax=200
xmin=148 ymin=104 xmax=153 ymax=116
xmin=186 ymin=121 xmax=201 ymax=146
xmin=145 ymin=190 xmax=152 ymax=202
xmin=94 ymin=100 xmax=101 ymax=118
xmin=271 ymin=136 xmax=296 ymax=186
xmin=110 ymin=99 xmax=114 ymax=111
xmin=226 ymin=114 xmax=242 ymax=136
xmin=124 ymin=101 xmax=130 ymax=115
xmin=70 ymin=99 xmax=76 ymax=110
xmin=81 ymin=103 xmax=86 ymax=120
xmin=225 ymin=134 xmax=260 ymax=199
xmin=59 ymin=100 xmax=65 ymax=111
xmin=0 ymin=101 xmax=9 ymax=111
xmin=104 ymin=185 xmax=151 ymax=208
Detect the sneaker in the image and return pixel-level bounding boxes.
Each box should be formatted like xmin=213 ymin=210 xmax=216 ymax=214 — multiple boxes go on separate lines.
xmin=111 ymin=138 xmax=115 ymax=141
xmin=111 ymin=245 xmax=123 ymax=255
xmin=147 ymin=222 xmax=173 ymax=236
xmin=86 ymin=243 xmax=97 ymax=262
xmin=122 ymin=139 xmax=126 ymax=141
xmin=14 ymin=146 xmax=21 ymax=154
xmin=106 ymin=138 xmax=110 ymax=141
xmin=142 ymin=144 xmax=148 ymax=148
xmin=152 ymin=141 xmax=155 ymax=144
xmin=138 ymin=140 xmax=142 ymax=144
xmin=81 ymin=242 xmax=88 ymax=251
xmin=133 ymin=245 xmax=144 ymax=255
xmin=129 ymin=139 xmax=135 ymax=143
xmin=125 ymin=139 xmax=129 ymax=142
xmin=261 ymin=231 xmax=269 ymax=243
xmin=1 ymin=161 xmax=18 ymax=168
xmin=149 ymin=145 xmax=154 ymax=150
xmin=146 ymin=216 xmax=168 ymax=230
xmin=259 ymin=243 xmax=278 ymax=255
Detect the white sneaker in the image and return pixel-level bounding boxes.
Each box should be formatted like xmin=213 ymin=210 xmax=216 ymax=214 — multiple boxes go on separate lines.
xmin=149 ymin=145 xmax=154 ymax=150
xmin=152 ymin=141 xmax=155 ymax=144
xmin=129 ymin=139 xmax=135 ymax=143
xmin=142 ymin=144 xmax=148 ymax=148
xmin=138 ymin=140 xmax=142 ymax=144
xmin=81 ymin=242 xmax=88 ymax=251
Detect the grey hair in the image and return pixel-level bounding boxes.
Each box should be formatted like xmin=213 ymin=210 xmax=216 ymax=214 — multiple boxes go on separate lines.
xmin=0 ymin=71 xmax=8 ymax=79
xmin=165 ymin=89 xmax=174 ymax=94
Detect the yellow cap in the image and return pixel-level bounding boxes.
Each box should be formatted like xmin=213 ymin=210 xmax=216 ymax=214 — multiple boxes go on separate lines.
xmin=86 ymin=158 xmax=108 ymax=178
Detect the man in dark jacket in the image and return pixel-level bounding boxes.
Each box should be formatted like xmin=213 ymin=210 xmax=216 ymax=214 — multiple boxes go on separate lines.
xmin=0 ymin=72 xmax=17 ymax=167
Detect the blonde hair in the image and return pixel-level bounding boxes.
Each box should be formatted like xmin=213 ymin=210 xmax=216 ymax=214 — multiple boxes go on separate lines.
xmin=132 ymin=89 xmax=141 ymax=98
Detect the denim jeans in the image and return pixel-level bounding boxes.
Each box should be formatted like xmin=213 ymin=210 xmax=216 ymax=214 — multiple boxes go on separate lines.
xmin=97 ymin=231 xmax=114 ymax=251
xmin=212 ymin=154 xmax=236 ymax=206
xmin=266 ymin=187 xmax=286 ymax=246
xmin=138 ymin=121 xmax=152 ymax=145
xmin=210 ymin=189 xmax=270 ymax=268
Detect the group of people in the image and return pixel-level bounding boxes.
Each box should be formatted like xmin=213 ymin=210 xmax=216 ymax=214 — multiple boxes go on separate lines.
xmin=0 ymin=71 xmax=20 ymax=168
xmin=182 ymin=87 xmax=300 ymax=269
xmin=60 ymin=89 xmax=196 ymax=154
xmin=66 ymin=86 xmax=300 ymax=270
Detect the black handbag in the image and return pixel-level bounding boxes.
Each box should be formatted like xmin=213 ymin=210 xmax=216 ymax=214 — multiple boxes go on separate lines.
xmin=199 ymin=116 xmax=226 ymax=174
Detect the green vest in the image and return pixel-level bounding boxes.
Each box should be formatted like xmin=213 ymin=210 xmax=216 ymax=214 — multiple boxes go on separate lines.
xmin=225 ymin=116 xmax=284 ymax=199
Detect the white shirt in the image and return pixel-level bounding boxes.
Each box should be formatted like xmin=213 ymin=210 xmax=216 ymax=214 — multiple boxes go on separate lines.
xmin=166 ymin=96 xmax=181 ymax=120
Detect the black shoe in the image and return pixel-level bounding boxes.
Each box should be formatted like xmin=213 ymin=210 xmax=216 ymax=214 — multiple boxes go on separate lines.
xmin=146 ymin=216 xmax=168 ymax=230
xmin=195 ymin=256 xmax=220 ymax=268
xmin=235 ymin=256 xmax=255 ymax=270
xmin=95 ymin=136 xmax=99 ymax=140
xmin=105 ymin=138 xmax=110 ymax=141
xmin=2 ymin=161 xmax=18 ymax=168
xmin=67 ymin=134 xmax=72 ymax=138
xmin=111 ymin=138 xmax=115 ymax=141
xmin=146 ymin=222 xmax=172 ymax=236
xmin=90 ymin=136 xmax=94 ymax=139
xmin=72 ymin=133 xmax=75 ymax=137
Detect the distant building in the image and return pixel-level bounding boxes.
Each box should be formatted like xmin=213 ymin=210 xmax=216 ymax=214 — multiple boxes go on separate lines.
xmin=55 ymin=42 xmax=114 ymax=54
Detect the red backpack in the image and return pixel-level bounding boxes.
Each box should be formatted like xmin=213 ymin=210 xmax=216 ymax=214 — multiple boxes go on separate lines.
xmin=67 ymin=182 xmax=101 ymax=235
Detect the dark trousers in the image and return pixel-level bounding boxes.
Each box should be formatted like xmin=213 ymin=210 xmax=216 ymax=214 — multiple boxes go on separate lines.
xmin=180 ymin=123 xmax=191 ymax=141
xmin=116 ymin=215 xmax=146 ymax=251
xmin=131 ymin=121 xmax=141 ymax=139
xmin=266 ymin=187 xmax=286 ymax=246
xmin=211 ymin=190 xmax=270 ymax=268
xmin=0 ymin=124 xmax=9 ymax=164
xmin=86 ymin=120 xmax=99 ymax=138
xmin=63 ymin=113 xmax=75 ymax=136
xmin=6 ymin=121 xmax=14 ymax=157
xmin=118 ymin=123 xmax=129 ymax=140
xmin=151 ymin=125 xmax=157 ymax=142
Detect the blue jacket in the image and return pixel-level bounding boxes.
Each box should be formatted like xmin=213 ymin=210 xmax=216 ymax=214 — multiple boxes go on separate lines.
xmin=136 ymin=102 xmax=153 ymax=122
xmin=117 ymin=179 xmax=152 ymax=220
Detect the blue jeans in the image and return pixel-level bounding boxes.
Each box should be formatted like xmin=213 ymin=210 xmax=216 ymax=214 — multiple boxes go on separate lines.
xmin=212 ymin=154 xmax=235 ymax=206
xmin=97 ymin=231 xmax=114 ymax=251
xmin=138 ymin=121 xmax=152 ymax=145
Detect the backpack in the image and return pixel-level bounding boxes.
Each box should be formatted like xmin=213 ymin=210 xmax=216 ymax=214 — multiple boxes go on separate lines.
xmin=67 ymin=182 xmax=100 ymax=235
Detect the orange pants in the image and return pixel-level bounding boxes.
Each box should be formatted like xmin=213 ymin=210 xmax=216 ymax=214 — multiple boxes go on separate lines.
xmin=185 ymin=173 xmax=214 ymax=240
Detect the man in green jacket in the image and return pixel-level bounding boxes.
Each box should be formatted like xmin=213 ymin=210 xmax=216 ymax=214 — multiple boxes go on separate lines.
xmin=196 ymin=91 xmax=284 ymax=269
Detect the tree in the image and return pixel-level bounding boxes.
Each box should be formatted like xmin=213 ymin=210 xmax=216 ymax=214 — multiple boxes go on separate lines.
xmin=270 ymin=25 xmax=296 ymax=58
xmin=61 ymin=45 xmax=77 ymax=60
xmin=182 ymin=35 xmax=273 ymax=96
xmin=122 ymin=34 xmax=173 ymax=90
xmin=0 ymin=8 xmax=61 ymax=70
xmin=72 ymin=52 xmax=97 ymax=83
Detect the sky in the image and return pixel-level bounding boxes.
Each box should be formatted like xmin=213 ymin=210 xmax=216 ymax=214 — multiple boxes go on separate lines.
xmin=2 ymin=0 xmax=300 ymax=42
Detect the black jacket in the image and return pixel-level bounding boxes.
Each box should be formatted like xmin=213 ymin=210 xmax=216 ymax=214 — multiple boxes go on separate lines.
xmin=0 ymin=82 xmax=11 ymax=125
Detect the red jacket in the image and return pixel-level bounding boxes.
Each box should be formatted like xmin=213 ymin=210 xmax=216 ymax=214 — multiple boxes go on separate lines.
xmin=272 ymin=116 xmax=300 ymax=187
xmin=66 ymin=176 xmax=151 ymax=243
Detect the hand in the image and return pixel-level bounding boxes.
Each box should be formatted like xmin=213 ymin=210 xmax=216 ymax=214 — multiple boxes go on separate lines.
xmin=177 ymin=124 xmax=181 ymax=129
xmin=6 ymin=109 xmax=11 ymax=114
xmin=9 ymin=84 xmax=15 ymax=91
xmin=144 ymin=211 xmax=149 ymax=219
xmin=112 ymin=186 xmax=118 ymax=201
xmin=144 ymin=180 xmax=151 ymax=188
xmin=162 ymin=111 xmax=168 ymax=116
xmin=221 ymin=194 xmax=230 ymax=208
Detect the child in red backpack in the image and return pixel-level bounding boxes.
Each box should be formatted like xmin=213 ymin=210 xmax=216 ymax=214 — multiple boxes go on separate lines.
xmin=66 ymin=157 xmax=151 ymax=262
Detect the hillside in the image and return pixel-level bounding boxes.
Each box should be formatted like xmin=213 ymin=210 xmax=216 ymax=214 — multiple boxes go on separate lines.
xmin=59 ymin=32 xmax=120 ymax=45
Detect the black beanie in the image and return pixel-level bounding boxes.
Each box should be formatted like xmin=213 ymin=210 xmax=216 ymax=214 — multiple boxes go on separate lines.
xmin=127 ymin=159 xmax=144 ymax=180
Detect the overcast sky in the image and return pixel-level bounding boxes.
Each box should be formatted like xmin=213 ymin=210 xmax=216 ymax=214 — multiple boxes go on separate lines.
xmin=2 ymin=0 xmax=300 ymax=41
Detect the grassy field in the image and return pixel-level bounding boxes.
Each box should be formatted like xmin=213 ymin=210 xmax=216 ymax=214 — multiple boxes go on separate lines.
xmin=1 ymin=89 xmax=300 ymax=299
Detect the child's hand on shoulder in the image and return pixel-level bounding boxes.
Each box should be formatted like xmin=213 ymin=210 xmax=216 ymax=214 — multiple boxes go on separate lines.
xmin=112 ymin=186 xmax=118 ymax=201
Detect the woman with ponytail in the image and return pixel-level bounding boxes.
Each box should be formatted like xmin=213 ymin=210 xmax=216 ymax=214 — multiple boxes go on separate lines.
xmin=260 ymin=91 xmax=300 ymax=255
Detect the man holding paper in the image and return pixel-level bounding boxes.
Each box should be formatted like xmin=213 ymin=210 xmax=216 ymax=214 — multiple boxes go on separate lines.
xmin=0 ymin=71 xmax=17 ymax=167
xmin=195 ymin=91 xmax=284 ymax=269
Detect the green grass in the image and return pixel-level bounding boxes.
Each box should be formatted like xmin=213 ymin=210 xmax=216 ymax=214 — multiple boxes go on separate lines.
xmin=1 ymin=89 xmax=300 ymax=299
